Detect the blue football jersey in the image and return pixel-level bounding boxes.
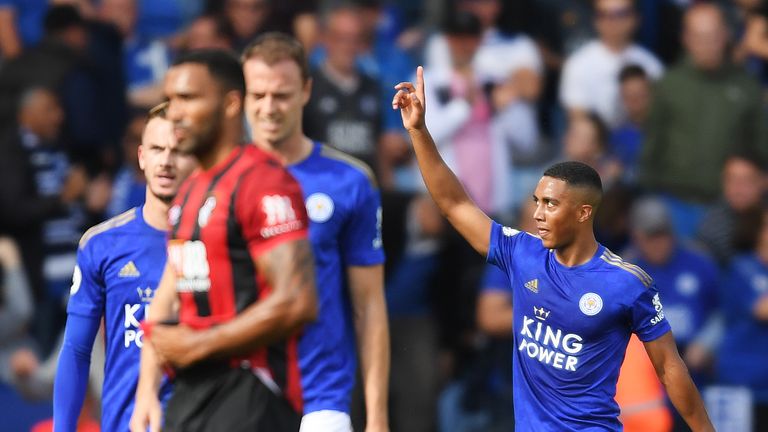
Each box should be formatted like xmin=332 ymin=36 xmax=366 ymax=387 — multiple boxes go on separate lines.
xmin=66 ymin=207 xmax=172 ymax=430
xmin=487 ymin=222 xmax=671 ymax=431
xmin=288 ymin=143 xmax=385 ymax=414
xmin=481 ymin=263 xmax=512 ymax=294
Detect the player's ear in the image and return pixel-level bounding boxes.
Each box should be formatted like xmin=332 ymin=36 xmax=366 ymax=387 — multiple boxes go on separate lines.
xmin=302 ymin=77 xmax=312 ymax=106
xmin=137 ymin=144 xmax=146 ymax=171
xmin=578 ymin=204 xmax=593 ymax=223
xmin=223 ymin=90 xmax=242 ymax=119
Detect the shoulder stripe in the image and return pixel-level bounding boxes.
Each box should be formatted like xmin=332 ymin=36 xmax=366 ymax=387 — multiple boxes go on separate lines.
xmin=603 ymin=250 xmax=653 ymax=285
xmin=603 ymin=250 xmax=653 ymax=284
xmin=601 ymin=251 xmax=652 ymax=287
xmin=320 ymin=144 xmax=378 ymax=189
xmin=79 ymin=208 xmax=137 ymax=249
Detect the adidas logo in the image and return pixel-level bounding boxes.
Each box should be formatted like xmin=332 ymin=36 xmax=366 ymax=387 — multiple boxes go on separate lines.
xmin=525 ymin=279 xmax=539 ymax=293
xmin=119 ymin=261 xmax=141 ymax=278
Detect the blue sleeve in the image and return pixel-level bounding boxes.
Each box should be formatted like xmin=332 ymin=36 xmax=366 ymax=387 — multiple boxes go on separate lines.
xmin=630 ymin=284 xmax=672 ymax=342
xmin=486 ymin=221 xmax=526 ymax=274
xmin=340 ymin=177 xmax=385 ymax=266
xmin=53 ymin=314 xmax=101 ymax=432
xmin=66 ymin=242 xmax=105 ymax=317
xmin=481 ymin=263 xmax=512 ymax=294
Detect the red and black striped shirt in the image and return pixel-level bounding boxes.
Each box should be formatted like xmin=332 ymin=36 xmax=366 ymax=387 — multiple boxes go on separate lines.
xmin=166 ymin=144 xmax=309 ymax=412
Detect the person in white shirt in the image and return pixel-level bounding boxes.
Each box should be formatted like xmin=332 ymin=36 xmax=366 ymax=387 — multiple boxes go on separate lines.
xmin=559 ymin=0 xmax=663 ymax=128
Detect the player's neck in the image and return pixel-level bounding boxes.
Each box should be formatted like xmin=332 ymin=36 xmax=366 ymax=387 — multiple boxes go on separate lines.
xmin=143 ymin=191 xmax=170 ymax=231
xmin=260 ymin=133 xmax=313 ymax=166
xmin=554 ymin=235 xmax=599 ymax=267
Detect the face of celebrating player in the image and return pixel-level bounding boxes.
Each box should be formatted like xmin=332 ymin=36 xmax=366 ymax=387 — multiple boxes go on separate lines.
xmin=139 ymin=117 xmax=198 ymax=203
xmin=243 ymin=58 xmax=311 ymax=147
xmin=163 ymin=63 xmax=227 ymax=159
xmin=532 ymin=176 xmax=592 ymax=250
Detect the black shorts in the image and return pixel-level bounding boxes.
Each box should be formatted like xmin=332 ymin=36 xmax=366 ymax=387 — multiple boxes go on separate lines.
xmin=164 ymin=362 xmax=301 ymax=432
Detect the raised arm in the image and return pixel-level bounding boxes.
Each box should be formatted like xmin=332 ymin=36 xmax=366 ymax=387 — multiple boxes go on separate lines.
xmin=393 ymin=66 xmax=492 ymax=256
xmin=643 ymin=332 xmax=714 ymax=432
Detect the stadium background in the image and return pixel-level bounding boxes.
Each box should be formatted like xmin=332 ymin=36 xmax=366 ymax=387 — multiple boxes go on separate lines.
xmin=0 ymin=0 xmax=766 ymax=431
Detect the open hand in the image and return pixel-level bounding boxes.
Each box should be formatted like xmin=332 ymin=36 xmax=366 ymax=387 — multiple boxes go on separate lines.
xmin=392 ymin=66 xmax=427 ymax=132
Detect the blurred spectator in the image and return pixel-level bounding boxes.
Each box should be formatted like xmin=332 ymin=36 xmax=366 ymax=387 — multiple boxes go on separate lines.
xmin=384 ymin=194 xmax=444 ymax=432
xmin=224 ymin=0 xmax=272 ymax=53
xmin=420 ymin=11 xmax=507 ymax=214
xmin=303 ymin=5 xmax=383 ymax=174
xmin=105 ymin=111 xmax=146 ymax=218
xmin=0 ymin=4 xmax=126 ymax=167
xmin=0 ymin=87 xmax=87 ymax=355
xmin=0 ymin=87 xmax=83 ymax=304
xmin=562 ymin=113 xmax=623 ymax=188
xmin=0 ymin=238 xmax=34 ymax=386
xmin=610 ymin=64 xmax=652 ymax=182
xmin=0 ymin=0 xmax=48 ymax=59
xmin=181 ymin=13 xmax=233 ymax=51
xmin=625 ymin=197 xmax=721 ymax=431
xmin=697 ymin=154 xmax=767 ymax=267
xmin=639 ymin=3 xmax=767 ymax=238
xmin=732 ymin=0 xmax=768 ymax=85
xmin=429 ymin=0 xmax=546 ymax=212
xmin=99 ymin=0 xmax=170 ymax=109
xmin=308 ymin=0 xmax=415 ymax=191
xmin=0 ymin=5 xmax=89 ymax=128
xmin=717 ymin=207 xmax=768 ymax=431
xmin=133 ymin=0 xmax=203 ymax=40
xmin=559 ymin=0 xmax=663 ymax=128
xmin=625 ymin=198 xmax=720 ymax=379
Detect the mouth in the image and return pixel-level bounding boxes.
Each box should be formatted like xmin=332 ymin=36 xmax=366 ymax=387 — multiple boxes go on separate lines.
xmin=156 ymin=173 xmax=176 ymax=187
xmin=537 ymin=227 xmax=550 ymax=237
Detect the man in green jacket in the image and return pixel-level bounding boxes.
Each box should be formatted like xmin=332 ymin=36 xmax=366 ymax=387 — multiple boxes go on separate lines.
xmin=639 ymin=3 xmax=767 ymax=237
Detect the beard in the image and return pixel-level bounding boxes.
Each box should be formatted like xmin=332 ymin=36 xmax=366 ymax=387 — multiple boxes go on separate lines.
xmin=179 ymin=104 xmax=225 ymax=160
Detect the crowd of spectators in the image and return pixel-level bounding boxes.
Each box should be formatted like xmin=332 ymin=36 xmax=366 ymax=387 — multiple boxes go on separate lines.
xmin=1 ymin=0 xmax=767 ymax=431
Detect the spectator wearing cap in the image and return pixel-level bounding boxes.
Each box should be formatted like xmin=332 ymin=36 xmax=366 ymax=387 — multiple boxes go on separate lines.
xmin=717 ymin=207 xmax=768 ymax=431
xmin=623 ymin=197 xmax=721 ymax=402
xmin=639 ymin=3 xmax=767 ymax=238
xmin=697 ymin=154 xmax=767 ymax=268
xmin=559 ymin=0 xmax=663 ymax=129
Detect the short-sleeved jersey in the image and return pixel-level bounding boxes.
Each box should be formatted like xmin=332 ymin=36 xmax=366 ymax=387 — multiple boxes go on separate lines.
xmin=288 ymin=143 xmax=385 ymax=414
xmin=167 ymin=145 xmax=309 ymax=412
xmin=66 ymin=206 xmax=173 ymax=431
xmin=481 ymin=263 xmax=512 ymax=294
xmin=487 ymin=222 xmax=671 ymax=431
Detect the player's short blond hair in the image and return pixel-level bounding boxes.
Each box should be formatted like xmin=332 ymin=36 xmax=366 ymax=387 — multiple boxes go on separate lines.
xmin=241 ymin=32 xmax=310 ymax=83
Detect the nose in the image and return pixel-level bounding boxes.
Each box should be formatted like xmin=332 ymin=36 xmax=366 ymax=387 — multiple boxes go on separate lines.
xmin=533 ymin=202 xmax=544 ymax=222
xmin=166 ymin=99 xmax=182 ymax=122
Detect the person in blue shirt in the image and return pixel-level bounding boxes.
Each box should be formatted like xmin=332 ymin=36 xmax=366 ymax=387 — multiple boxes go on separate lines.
xmin=242 ymin=33 xmax=389 ymax=432
xmin=718 ymin=209 xmax=768 ymax=431
xmin=53 ymin=110 xmax=198 ymax=431
xmin=393 ymin=66 xmax=714 ymax=431
xmin=626 ymin=197 xmax=720 ymax=368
